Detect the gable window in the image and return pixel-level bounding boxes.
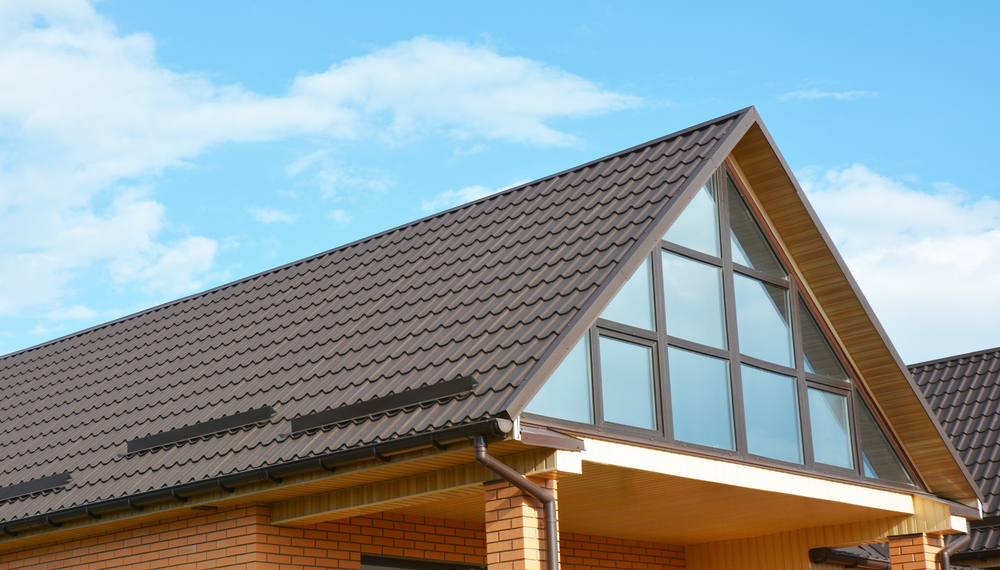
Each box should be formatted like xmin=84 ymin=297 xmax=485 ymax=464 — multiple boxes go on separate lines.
xmin=526 ymin=163 xmax=916 ymax=486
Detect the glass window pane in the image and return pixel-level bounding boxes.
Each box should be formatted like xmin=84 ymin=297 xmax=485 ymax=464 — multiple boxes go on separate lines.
xmin=600 ymin=256 xmax=655 ymax=330
xmin=733 ymin=274 xmax=793 ymax=367
xmin=525 ymin=334 xmax=593 ymax=423
xmin=799 ymin=299 xmax=849 ymax=381
xmin=668 ymin=347 xmax=734 ymax=450
xmin=742 ymin=365 xmax=802 ymax=464
xmin=727 ymin=176 xmax=786 ymax=278
xmin=808 ymin=389 xmax=853 ymax=468
xmin=600 ymin=336 xmax=656 ymax=430
xmin=857 ymin=398 xmax=913 ymax=484
xmin=662 ymin=251 xmax=727 ymax=349
xmin=663 ymin=175 xmax=720 ymax=257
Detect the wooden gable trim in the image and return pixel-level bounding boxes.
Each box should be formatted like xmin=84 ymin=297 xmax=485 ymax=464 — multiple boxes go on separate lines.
xmin=729 ymin=119 xmax=980 ymax=503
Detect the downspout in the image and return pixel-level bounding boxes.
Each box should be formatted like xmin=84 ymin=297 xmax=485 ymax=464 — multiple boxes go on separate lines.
xmin=474 ymin=435 xmax=558 ymax=570
xmin=939 ymin=533 xmax=970 ymax=570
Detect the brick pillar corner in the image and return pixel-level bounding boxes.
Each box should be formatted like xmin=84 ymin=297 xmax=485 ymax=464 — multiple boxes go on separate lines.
xmin=888 ymin=533 xmax=943 ymax=570
xmin=484 ymin=477 xmax=558 ymax=570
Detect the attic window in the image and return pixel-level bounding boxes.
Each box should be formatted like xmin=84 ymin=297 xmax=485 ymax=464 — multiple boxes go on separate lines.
xmin=526 ymin=165 xmax=916 ymax=487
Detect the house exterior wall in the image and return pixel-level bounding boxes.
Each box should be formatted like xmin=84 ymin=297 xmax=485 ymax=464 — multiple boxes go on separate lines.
xmin=0 ymin=503 xmax=686 ymax=570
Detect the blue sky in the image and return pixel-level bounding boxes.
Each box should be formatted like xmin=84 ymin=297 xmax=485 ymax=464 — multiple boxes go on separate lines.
xmin=0 ymin=0 xmax=997 ymax=363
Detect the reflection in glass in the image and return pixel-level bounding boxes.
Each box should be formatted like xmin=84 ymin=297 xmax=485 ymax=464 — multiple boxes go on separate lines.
xmin=669 ymin=347 xmax=734 ymax=450
xmin=800 ymin=299 xmax=849 ymax=381
xmin=662 ymin=251 xmax=727 ymax=349
xmin=857 ymin=398 xmax=913 ymax=484
xmin=601 ymin=256 xmax=655 ymax=330
xmin=809 ymin=389 xmax=853 ymax=468
xmin=734 ymin=274 xmax=793 ymax=367
xmin=525 ymin=334 xmax=593 ymax=423
xmin=600 ymin=337 xmax=656 ymax=430
xmin=663 ymin=175 xmax=720 ymax=256
xmin=742 ymin=365 xmax=802 ymax=463
xmin=728 ymin=176 xmax=786 ymax=277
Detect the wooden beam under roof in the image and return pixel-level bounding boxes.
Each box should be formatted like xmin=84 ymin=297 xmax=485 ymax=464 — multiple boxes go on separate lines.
xmin=730 ymin=117 xmax=980 ymax=504
xmin=270 ymin=448 xmax=581 ymax=526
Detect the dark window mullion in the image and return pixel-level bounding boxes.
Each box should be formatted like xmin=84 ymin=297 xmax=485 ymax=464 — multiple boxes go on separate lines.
xmin=737 ymin=353 xmax=797 ymax=377
xmin=852 ymin=391 xmax=867 ymax=477
xmin=790 ymin=278 xmax=814 ymax=469
xmin=806 ymin=373 xmax=852 ymax=391
xmin=665 ymin=336 xmax=730 ymax=360
xmin=718 ymin=165 xmax=748 ymax=458
xmin=595 ymin=318 xmax=658 ymax=343
xmin=589 ymin=326 xmax=605 ymax=426
xmin=732 ymin=264 xmax=789 ymax=288
xmin=652 ymin=251 xmax=673 ymax=442
xmin=661 ymin=240 xmax=724 ymax=268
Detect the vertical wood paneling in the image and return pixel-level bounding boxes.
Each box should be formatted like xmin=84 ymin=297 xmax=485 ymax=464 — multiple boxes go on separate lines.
xmin=685 ymin=506 xmax=964 ymax=570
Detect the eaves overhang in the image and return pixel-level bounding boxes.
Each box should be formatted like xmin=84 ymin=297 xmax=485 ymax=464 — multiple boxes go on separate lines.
xmin=729 ymin=114 xmax=981 ymax=504
xmin=501 ymin=106 xmax=981 ymax=504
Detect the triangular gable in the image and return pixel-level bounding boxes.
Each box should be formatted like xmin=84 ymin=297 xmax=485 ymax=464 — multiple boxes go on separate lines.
xmin=0 ymin=110 xmax=744 ymax=525
xmin=506 ymin=108 xmax=980 ymax=504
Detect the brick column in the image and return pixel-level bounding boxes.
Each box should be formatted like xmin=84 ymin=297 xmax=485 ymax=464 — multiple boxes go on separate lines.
xmin=484 ymin=477 xmax=558 ymax=570
xmin=888 ymin=533 xmax=943 ymax=570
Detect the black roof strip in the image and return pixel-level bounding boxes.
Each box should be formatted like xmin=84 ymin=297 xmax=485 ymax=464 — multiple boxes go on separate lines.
xmin=127 ymin=406 xmax=276 ymax=454
xmin=0 ymin=472 xmax=71 ymax=502
xmin=292 ymin=375 xmax=478 ymax=433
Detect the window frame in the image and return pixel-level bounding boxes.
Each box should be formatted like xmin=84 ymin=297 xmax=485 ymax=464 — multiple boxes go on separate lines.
xmin=522 ymin=159 xmax=923 ymax=491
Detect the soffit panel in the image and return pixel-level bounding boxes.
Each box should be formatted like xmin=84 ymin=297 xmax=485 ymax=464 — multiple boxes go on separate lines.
xmin=730 ymin=121 xmax=978 ymax=502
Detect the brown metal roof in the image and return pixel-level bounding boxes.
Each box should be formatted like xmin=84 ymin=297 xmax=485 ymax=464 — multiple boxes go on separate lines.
xmin=0 ymin=109 xmax=747 ymax=523
xmin=912 ymin=347 xmax=1000 ymax=514
xmin=912 ymin=347 xmax=1000 ymax=557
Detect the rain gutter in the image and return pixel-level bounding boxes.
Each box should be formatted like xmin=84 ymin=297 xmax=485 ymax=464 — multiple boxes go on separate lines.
xmin=808 ymin=548 xmax=890 ymax=570
xmin=475 ymin=435 xmax=558 ymax=570
xmin=1 ymin=418 xmax=511 ymax=538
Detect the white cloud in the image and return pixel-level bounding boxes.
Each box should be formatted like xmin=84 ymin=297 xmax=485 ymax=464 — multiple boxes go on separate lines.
xmin=286 ymin=151 xmax=395 ymax=200
xmin=249 ymin=206 xmax=297 ymax=224
xmin=45 ymin=304 xmax=97 ymax=320
xmin=799 ymin=164 xmax=1000 ymax=362
xmin=779 ymin=89 xmax=878 ymax=101
xmin=0 ymin=1 xmax=634 ymax=332
xmin=450 ymin=143 xmax=489 ymax=161
xmin=329 ymin=209 xmax=353 ymax=224
xmin=421 ymin=185 xmax=500 ymax=213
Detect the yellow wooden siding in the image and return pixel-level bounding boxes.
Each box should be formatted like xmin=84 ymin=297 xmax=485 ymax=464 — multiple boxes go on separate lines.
xmin=730 ymin=120 xmax=977 ymax=503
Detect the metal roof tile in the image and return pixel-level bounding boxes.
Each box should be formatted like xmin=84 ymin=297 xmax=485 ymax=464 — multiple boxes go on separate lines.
xmin=0 ymin=112 xmax=743 ymax=522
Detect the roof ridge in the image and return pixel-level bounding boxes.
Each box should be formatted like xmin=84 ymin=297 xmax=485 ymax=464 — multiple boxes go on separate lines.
xmin=0 ymin=183 xmax=657 ymax=392
xmin=909 ymin=346 xmax=1000 ymax=370
xmin=0 ymin=109 xmax=748 ymax=365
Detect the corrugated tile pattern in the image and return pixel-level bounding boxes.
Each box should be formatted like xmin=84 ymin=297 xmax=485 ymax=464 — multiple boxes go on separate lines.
xmin=911 ymin=347 xmax=1000 ymax=555
xmin=0 ymin=113 xmax=741 ymax=523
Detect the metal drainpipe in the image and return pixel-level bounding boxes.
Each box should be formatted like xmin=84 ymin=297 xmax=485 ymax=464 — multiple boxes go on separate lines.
xmin=939 ymin=533 xmax=970 ymax=570
xmin=474 ymin=435 xmax=558 ymax=570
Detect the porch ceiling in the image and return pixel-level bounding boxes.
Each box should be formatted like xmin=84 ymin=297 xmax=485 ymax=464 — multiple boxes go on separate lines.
xmin=386 ymin=440 xmax=922 ymax=545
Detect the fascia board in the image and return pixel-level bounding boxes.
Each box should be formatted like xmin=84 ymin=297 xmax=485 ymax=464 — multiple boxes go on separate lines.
xmin=734 ymin=116 xmax=981 ymax=504
xmin=499 ymin=107 xmax=758 ymax=418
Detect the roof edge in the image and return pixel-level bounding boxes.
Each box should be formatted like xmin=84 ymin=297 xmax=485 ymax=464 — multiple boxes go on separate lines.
xmin=908 ymin=345 xmax=1000 ymax=370
xmin=0 ymin=110 xmax=755 ymax=364
xmin=742 ymin=115 xmax=982 ymax=504
xmin=499 ymin=107 xmax=758 ymax=417
xmin=0 ymin=419 xmax=510 ymax=539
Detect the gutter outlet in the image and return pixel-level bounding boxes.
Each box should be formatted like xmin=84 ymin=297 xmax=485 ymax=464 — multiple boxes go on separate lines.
xmin=474 ymin=435 xmax=558 ymax=570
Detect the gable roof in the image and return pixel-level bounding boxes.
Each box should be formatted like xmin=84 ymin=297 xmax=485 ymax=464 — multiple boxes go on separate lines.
xmin=911 ymin=347 xmax=1000 ymax=557
xmin=0 ymin=109 xmax=747 ymax=526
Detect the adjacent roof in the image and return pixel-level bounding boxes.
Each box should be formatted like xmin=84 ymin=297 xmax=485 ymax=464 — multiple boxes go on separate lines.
xmin=0 ymin=109 xmax=746 ymax=524
xmin=912 ymin=347 xmax=1000 ymax=558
